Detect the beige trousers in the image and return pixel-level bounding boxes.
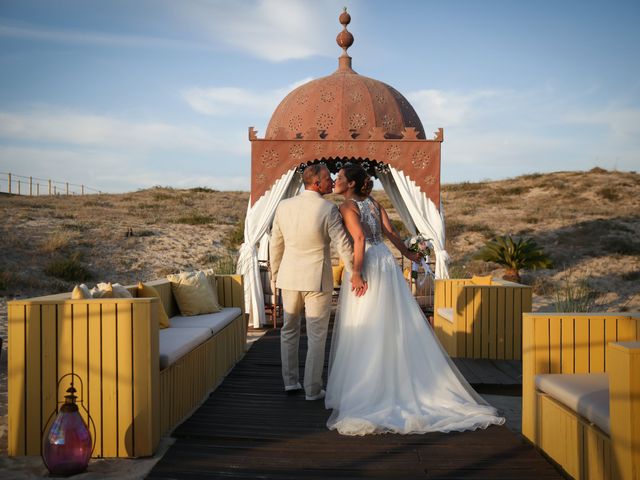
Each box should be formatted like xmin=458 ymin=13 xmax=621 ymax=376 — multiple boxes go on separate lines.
xmin=280 ymin=289 xmax=332 ymax=397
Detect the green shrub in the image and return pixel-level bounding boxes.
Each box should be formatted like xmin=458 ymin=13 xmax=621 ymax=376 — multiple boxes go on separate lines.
xmin=212 ymin=255 xmax=238 ymax=274
xmin=44 ymin=252 xmax=92 ymax=282
xmin=553 ymin=275 xmax=599 ymax=312
xmin=225 ymin=221 xmax=245 ymax=249
xmin=175 ymin=214 xmax=214 ymax=225
xmin=474 ymin=235 xmax=553 ymax=282
xmin=597 ymin=186 xmax=619 ymax=201
xmin=621 ymin=270 xmax=640 ymax=281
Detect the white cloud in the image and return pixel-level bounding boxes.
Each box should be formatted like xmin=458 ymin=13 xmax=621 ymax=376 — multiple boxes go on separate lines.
xmin=0 ymin=21 xmax=203 ymax=50
xmin=562 ymin=106 xmax=640 ymax=139
xmin=0 ymin=108 xmax=246 ymax=155
xmin=167 ymin=0 xmax=349 ymax=61
xmin=181 ymin=77 xmax=313 ymax=119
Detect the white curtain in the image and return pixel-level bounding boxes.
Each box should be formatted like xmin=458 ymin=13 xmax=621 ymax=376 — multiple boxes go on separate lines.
xmin=376 ymin=167 xmax=417 ymax=237
xmin=385 ymin=166 xmax=450 ymax=279
xmin=237 ymin=169 xmax=302 ymax=327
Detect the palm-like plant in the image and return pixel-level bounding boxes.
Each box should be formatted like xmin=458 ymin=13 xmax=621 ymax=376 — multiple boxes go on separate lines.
xmin=473 ymin=235 xmax=552 ymax=283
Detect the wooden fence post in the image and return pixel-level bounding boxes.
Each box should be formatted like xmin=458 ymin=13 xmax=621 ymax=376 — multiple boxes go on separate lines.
xmin=8 ymin=173 xmax=11 ymax=194
xmin=29 ymin=176 xmax=32 ymax=196
xmin=48 ymin=179 xmax=52 ymax=195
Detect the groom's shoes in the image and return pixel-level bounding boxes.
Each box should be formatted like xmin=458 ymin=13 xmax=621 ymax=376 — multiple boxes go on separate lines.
xmin=284 ymin=382 xmax=302 ymax=395
xmin=305 ymin=389 xmax=326 ymax=401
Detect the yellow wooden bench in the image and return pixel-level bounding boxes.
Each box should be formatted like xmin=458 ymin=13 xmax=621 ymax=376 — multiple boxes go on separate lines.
xmin=8 ymin=274 xmax=246 ymax=458
xmin=522 ymin=312 xmax=640 ymax=479
xmin=433 ymin=278 xmax=532 ymax=360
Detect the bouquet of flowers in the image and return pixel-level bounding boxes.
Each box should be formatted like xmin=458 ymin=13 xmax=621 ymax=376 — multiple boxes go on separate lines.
xmin=405 ymin=234 xmax=433 ymax=259
xmin=405 ymin=234 xmax=434 ymax=284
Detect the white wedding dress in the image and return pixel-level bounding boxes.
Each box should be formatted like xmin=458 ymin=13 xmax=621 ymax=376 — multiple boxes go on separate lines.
xmin=325 ymin=197 xmax=505 ymax=435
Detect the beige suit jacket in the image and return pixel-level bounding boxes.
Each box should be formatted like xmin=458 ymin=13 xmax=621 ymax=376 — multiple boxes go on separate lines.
xmin=270 ymin=190 xmax=353 ymax=293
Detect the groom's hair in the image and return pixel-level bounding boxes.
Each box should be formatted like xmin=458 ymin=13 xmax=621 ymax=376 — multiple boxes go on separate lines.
xmin=302 ymin=164 xmax=327 ymax=187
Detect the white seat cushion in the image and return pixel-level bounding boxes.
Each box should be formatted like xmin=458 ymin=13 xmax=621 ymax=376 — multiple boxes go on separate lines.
xmin=437 ymin=307 xmax=454 ymax=323
xmin=536 ymin=373 xmax=610 ymax=434
xmin=159 ymin=327 xmax=211 ymax=369
xmin=169 ymin=307 xmax=242 ymax=335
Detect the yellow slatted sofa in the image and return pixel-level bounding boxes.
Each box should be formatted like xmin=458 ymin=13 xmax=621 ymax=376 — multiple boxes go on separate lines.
xmin=434 ymin=277 xmax=532 ymax=360
xmin=522 ymin=312 xmax=640 ymax=479
xmin=8 ymin=274 xmax=246 ymax=458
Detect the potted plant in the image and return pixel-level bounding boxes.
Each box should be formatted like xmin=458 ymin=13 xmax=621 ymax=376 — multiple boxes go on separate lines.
xmin=474 ymin=235 xmax=552 ymax=283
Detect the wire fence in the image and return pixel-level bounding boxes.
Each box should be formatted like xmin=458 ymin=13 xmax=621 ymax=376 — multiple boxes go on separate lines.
xmin=0 ymin=172 xmax=102 ymax=196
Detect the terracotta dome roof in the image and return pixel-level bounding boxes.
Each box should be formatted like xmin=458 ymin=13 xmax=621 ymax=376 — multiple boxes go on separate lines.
xmin=265 ymin=9 xmax=425 ymax=141
xmin=266 ymin=72 xmax=425 ymax=141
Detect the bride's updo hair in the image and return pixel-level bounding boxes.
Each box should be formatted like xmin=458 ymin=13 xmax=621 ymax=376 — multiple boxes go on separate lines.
xmin=342 ymin=163 xmax=373 ymax=197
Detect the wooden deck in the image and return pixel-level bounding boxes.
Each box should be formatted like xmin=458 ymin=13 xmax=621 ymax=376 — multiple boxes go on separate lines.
xmin=147 ymin=325 xmax=560 ymax=479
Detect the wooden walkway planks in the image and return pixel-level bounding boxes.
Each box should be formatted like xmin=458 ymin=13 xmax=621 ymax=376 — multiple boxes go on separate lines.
xmin=147 ymin=327 xmax=559 ymax=479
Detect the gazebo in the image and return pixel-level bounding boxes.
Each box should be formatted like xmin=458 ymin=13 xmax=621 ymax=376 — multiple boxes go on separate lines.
xmin=238 ymin=9 xmax=450 ymax=327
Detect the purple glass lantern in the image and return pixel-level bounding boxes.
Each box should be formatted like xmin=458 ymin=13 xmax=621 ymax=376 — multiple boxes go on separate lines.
xmin=42 ymin=383 xmax=92 ymax=476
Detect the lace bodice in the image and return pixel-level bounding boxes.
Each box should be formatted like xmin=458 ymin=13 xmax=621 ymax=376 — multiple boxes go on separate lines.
xmin=353 ymin=197 xmax=383 ymax=245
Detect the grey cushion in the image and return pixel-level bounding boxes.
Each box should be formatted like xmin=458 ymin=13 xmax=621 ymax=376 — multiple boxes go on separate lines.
xmin=169 ymin=307 xmax=241 ymax=335
xmin=437 ymin=307 xmax=454 ymax=324
xmin=536 ymin=373 xmax=610 ymax=434
xmin=159 ymin=327 xmax=211 ymax=369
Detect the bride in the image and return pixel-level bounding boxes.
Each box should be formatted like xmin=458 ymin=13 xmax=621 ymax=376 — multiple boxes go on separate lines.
xmin=325 ymin=163 xmax=505 ymax=435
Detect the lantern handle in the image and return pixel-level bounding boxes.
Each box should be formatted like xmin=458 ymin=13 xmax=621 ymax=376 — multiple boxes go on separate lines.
xmin=42 ymin=373 xmax=97 ymax=455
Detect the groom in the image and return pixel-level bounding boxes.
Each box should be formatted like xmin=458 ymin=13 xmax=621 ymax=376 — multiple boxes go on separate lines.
xmin=270 ymin=164 xmax=367 ymax=400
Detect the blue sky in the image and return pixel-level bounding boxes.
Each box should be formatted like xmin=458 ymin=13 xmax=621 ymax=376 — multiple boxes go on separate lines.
xmin=1 ymin=0 xmax=639 ymax=193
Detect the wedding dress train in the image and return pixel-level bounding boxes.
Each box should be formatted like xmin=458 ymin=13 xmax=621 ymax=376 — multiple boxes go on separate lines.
xmin=325 ymin=197 xmax=505 ymax=435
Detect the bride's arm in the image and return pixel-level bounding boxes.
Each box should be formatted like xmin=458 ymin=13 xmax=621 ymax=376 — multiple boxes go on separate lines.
xmin=376 ymin=201 xmax=422 ymax=262
xmin=339 ymin=201 xmax=367 ymax=295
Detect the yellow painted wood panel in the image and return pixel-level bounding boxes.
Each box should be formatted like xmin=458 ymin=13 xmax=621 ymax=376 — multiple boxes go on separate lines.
xmin=116 ymin=303 xmax=134 ymax=457
xmin=24 ymin=305 xmax=42 ymax=454
xmin=561 ymin=317 xmax=575 ymax=373
xmin=584 ymin=425 xmax=612 ymax=480
xmin=496 ymin=288 xmax=506 ymax=360
xmin=488 ymin=288 xmax=497 ymax=359
xmin=513 ymin=289 xmax=523 ymax=360
xmin=521 ymin=313 xmax=536 ymax=442
xmin=505 ymin=288 xmax=514 ymax=359
xmin=617 ymin=316 xmax=638 ymax=342
xmin=608 ymin=342 xmax=640 ymax=480
xmin=87 ymin=302 xmax=104 ymax=457
xmin=538 ymin=394 xmax=582 ymax=479
xmin=549 ymin=316 xmax=561 ymax=373
xmin=71 ymin=303 xmax=90 ymax=439
xmin=574 ymin=316 xmax=590 ymax=373
xmin=589 ymin=316 xmax=606 ymax=373
xmin=534 ymin=316 xmax=551 ymax=375
xmin=40 ymin=304 xmax=58 ymax=451
xmin=471 ymin=289 xmax=481 ymax=358
xmin=100 ymin=302 xmax=118 ymax=457
xmin=132 ymin=301 xmax=159 ymax=457
xmin=8 ymin=303 xmax=26 ymax=455
xmin=481 ymin=288 xmax=490 ymax=358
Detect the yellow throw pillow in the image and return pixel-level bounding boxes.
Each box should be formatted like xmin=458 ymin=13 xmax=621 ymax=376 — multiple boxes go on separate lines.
xmin=470 ymin=275 xmax=493 ymax=286
xmin=137 ymin=282 xmax=170 ymax=329
xmin=167 ymin=270 xmax=222 ymax=316
xmin=111 ymin=283 xmax=133 ymax=298
xmin=71 ymin=284 xmax=92 ymax=299
xmin=332 ymin=264 xmax=344 ymax=288
xmin=202 ymin=268 xmax=223 ymax=311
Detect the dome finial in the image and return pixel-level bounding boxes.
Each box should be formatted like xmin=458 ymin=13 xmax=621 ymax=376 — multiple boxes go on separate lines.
xmin=336 ymin=7 xmax=355 ymax=73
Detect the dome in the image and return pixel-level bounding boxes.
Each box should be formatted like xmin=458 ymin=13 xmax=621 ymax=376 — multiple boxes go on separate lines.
xmin=265 ymin=8 xmax=425 ymax=141
xmin=265 ymin=71 xmax=426 ymax=141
